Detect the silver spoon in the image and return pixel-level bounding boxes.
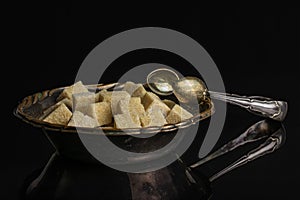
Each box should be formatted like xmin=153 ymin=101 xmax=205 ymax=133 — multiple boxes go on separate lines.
xmin=147 ymin=68 xmax=288 ymax=121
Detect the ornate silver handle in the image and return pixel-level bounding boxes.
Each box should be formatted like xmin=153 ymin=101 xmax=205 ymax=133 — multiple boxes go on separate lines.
xmin=209 ymin=91 xmax=288 ymax=121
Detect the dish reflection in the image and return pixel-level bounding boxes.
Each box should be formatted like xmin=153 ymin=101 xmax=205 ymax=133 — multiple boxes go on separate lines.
xmin=21 ymin=120 xmax=286 ymax=200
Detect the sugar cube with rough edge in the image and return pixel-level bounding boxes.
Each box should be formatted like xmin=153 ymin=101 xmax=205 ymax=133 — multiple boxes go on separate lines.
xmin=141 ymin=110 xmax=167 ymax=127
xmin=39 ymin=98 xmax=72 ymax=120
xmin=129 ymin=97 xmax=141 ymax=104
xmin=122 ymin=81 xmax=137 ymax=95
xmin=140 ymin=114 xmax=151 ymax=127
xmin=97 ymin=89 xmax=112 ymax=103
xmin=72 ymin=92 xmax=97 ymax=113
xmin=86 ymin=102 xmax=112 ymax=126
xmin=129 ymin=97 xmax=146 ymax=118
xmin=95 ymin=91 xmax=103 ymax=102
xmin=123 ymin=81 xmax=147 ymax=97
xmin=57 ymin=81 xmax=89 ymax=101
xmin=110 ymin=91 xmax=131 ymax=115
xmin=117 ymin=97 xmax=142 ymax=114
xmin=162 ymin=99 xmax=176 ymax=109
xmin=116 ymin=98 xmax=138 ymax=125
xmin=117 ymin=97 xmax=146 ymax=126
xmin=141 ymin=92 xmax=161 ymax=110
xmin=114 ymin=113 xmax=142 ymax=129
xmin=166 ymin=104 xmax=193 ymax=124
xmin=43 ymin=103 xmax=72 ymax=126
xmin=68 ymin=111 xmax=99 ymax=128
xmin=59 ymin=98 xmax=73 ymax=109
xmin=145 ymin=99 xmax=170 ymax=117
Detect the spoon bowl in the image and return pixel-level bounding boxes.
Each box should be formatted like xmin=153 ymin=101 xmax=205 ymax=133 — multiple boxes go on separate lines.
xmin=146 ymin=68 xmax=179 ymax=95
xmin=172 ymin=77 xmax=208 ymax=103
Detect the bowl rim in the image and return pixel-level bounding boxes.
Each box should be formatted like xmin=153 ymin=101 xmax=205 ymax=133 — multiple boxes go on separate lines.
xmin=14 ymin=83 xmax=215 ymax=136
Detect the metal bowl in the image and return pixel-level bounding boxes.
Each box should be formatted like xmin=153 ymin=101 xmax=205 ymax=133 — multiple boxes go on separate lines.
xmin=14 ymin=83 xmax=214 ymax=163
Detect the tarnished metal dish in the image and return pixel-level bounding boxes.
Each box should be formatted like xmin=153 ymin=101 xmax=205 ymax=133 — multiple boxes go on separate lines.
xmin=15 ymin=83 xmax=214 ymax=134
xmin=14 ymin=83 xmax=214 ymax=163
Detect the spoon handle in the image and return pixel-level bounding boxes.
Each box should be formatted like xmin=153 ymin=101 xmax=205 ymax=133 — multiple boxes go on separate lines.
xmin=208 ymin=91 xmax=288 ymax=121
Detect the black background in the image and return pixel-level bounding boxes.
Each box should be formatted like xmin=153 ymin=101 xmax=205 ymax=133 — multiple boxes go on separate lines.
xmin=5 ymin=2 xmax=300 ymax=200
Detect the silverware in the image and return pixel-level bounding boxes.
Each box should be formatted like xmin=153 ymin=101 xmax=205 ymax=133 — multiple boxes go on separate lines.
xmin=208 ymin=125 xmax=285 ymax=182
xmin=147 ymin=68 xmax=288 ymax=121
xmin=186 ymin=119 xmax=285 ymax=182
xmin=189 ymin=119 xmax=281 ymax=168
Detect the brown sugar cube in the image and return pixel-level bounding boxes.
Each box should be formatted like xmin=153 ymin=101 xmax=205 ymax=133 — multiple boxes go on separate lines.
xmin=72 ymin=92 xmax=96 ymax=113
xmin=117 ymin=97 xmax=143 ymax=113
xmin=59 ymin=98 xmax=73 ymax=109
xmin=57 ymin=81 xmax=89 ymax=101
xmin=122 ymin=81 xmax=137 ymax=94
xmin=114 ymin=113 xmax=142 ymax=129
xmin=145 ymin=100 xmax=170 ymax=117
xmin=116 ymin=98 xmax=137 ymax=125
xmin=39 ymin=98 xmax=73 ymax=120
xmin=98 ymin=90 xmax=131 ymax=115
xmin=110 ymin=91 xmax=131 ymax=115
xmin=141 ymin=110 xmax=167 ymax=127
xmin=97 ymin=89 xmax=112 ymax=103
xmin=86 ymin=102 xmax=112 ymax=126
xmin=130 ymin=97 xmax=141 ymax=104
xmin=43 ymin=103 xmax=72 ymax=126
xmin=129 ymin=97 xmax=146 ymax=118
xmin=141 ymin=92 xmax=170 ymax=117
xmin=116 ymin=98 xmax=130 ymax=114
xmin=49 ymin=98 xmax=72 ymax=109
xmin=162 ymin=99 xmax=176 ymax=109
xmin=68 ymin=111 xmax=99 ymax=128
xmin=117 ymin=97 xmax=146 ymax=126
xmin=123 ymin=81 xmax=147 ymax=97
xmin=166 ymin=104 xmax=193 ymax=124
xmin=140 ymin=114 xmax=151 ymax=127
xmin=130 ymin=113 xmax=140 ymax=126
xmin=141 ymin=92 xmax=161 ymax=110
xmin=95 ymin=92 xmax=101 ymax=102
